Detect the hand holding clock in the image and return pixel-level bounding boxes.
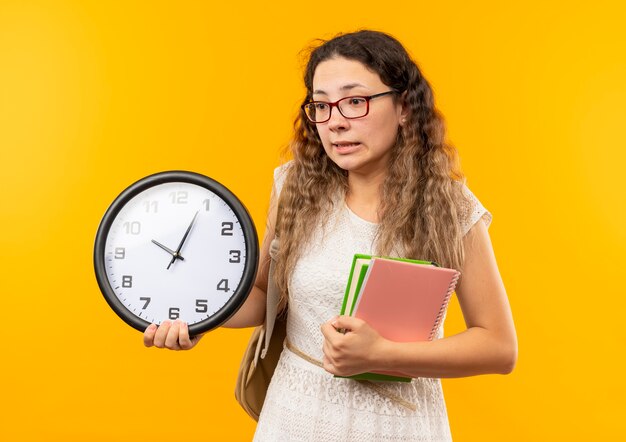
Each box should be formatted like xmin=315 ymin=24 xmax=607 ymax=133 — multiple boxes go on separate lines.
xmin=143 ymin=320 xmax=203 ymax=350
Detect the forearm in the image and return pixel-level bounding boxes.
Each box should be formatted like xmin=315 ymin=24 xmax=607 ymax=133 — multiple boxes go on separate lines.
xmin=375 ymin=327 xmax=518 ymax=378
xmin=221 ymin=285 xmax=266 ymax=328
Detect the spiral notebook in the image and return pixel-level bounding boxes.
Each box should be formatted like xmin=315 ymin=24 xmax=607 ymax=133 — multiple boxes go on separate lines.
xmin=337 ymin=254 xmax=460 ymax=382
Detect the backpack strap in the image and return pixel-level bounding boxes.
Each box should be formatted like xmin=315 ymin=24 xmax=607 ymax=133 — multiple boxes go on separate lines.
xmin=261 ymin=237 xmax=280 ymax=359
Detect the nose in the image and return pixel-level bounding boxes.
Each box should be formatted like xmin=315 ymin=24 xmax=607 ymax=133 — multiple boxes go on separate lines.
xmin=326 ymin=105 xmax=350 ymax=132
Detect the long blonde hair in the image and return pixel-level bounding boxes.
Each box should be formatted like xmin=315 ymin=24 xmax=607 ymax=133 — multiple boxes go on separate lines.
xmin=274 ymin=30 xmax=471 ymax=312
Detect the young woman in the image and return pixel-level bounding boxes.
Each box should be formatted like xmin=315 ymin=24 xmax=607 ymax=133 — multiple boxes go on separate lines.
xmin=144 ymin=30 xmax=517 ymax=441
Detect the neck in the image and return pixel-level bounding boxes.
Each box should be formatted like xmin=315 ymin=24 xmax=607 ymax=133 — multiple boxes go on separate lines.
xmin=345 ymin=168 xmax=387 ymax=223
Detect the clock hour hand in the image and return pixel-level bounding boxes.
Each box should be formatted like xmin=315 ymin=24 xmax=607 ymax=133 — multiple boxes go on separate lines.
xmin=167 ymin=211 xmax=199 ymax=270
xmin=151 ymin=239 xmax=185 ymax=261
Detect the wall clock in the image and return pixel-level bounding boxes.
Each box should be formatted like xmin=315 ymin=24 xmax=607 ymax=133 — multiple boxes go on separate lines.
xmin=94 ymin=171 xmax=258 ymax=336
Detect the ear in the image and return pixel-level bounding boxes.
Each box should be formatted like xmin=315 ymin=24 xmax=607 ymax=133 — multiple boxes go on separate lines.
xmin=398 ymin=91 xmax=409 ymax=126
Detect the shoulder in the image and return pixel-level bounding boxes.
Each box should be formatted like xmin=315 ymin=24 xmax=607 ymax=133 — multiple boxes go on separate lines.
xmin=458 ymin=182 xmax=493 ymax=237
xmin=272 ymin=161 xmax=293 ymax=196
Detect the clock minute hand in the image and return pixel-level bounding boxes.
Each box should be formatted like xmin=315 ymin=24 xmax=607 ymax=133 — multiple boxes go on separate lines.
xmin=151 ymin=239 xmax=185 ymax=261
xmin=167 ymin=211 xmax=199 ymax=270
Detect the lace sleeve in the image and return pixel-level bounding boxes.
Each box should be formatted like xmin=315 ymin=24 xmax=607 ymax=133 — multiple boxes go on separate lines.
xmin=460 ymin=184 xmax=492 ymax=236
xmin=272 ymin=161 xmax=291 ymax=198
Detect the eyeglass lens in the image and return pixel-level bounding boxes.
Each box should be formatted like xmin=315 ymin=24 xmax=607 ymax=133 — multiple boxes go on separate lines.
xmin=305 ymin=97 xmax=368 ymax=123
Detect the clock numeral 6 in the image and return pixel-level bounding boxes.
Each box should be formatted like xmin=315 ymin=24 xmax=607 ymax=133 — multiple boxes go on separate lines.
xmin=221 ymin=222 xmax=233 ymax=236
xmin=217 ymin=278 xmax=230 ymax=292
xmin=169 ymin=307 xmax=180 ymax=320
xmin=228 ymin=250 xmax=241 ymax=263
xmin=114 ymin=247 xmax=125 ymax=259
xmin=122 ymin=275 xmax=133 ymax=288
xmin=195 ymin=299 xmax=208 ymax=313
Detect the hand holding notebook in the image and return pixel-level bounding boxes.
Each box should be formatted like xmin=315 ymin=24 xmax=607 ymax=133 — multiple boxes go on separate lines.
xmin=337 ymin=254 xmax=460 ymax=382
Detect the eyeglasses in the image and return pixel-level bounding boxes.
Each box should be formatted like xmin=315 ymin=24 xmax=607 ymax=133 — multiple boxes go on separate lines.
xmin=301 ymin=91 xmax=396 ymax=123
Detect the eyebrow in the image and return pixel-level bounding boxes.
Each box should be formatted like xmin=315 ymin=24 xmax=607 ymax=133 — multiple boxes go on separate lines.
xmin=313 ymin=83 xmax=368 ymax=96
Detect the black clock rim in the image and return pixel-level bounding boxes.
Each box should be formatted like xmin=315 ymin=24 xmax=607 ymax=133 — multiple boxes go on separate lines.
xmin=93 ymin=171 xmax=259 ymax=336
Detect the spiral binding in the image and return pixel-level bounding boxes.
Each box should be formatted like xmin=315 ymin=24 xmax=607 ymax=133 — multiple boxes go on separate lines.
xmin=428 ymin=271 xmax=461 ymax=341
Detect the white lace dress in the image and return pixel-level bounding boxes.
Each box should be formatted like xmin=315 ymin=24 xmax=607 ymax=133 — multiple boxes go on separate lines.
xmin=253 ymin=165 xmax=492 ymax=442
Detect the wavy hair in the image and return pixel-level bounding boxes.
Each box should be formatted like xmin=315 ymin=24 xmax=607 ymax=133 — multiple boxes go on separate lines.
xmin=274 ymin=30 xmax=472 ymax=312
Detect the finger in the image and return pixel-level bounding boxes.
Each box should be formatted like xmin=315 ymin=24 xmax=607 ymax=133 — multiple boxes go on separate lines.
xmin=322 ymin=336 xmax=330 ymax=359
xmin=165 ymin=320 xmax=182 ymax=350
xmin=143 ymin=323 xmax=158 ymax=347
xmin=153 ymin=321 xmax=171 ymax=348
xmin=322 ymin=338 xmax=338 ymax=367
xmin=322 ymin=355 xmax=336 ymax=375
xmin=320 ymin=322 xmax=331 ymax=339
xmin=332 ymin=315 xmax=361 ymax=332
xmin=178 ymin=322 xmax=197 ymax=350
xmin=320 ymin=321 xmax=339 ymax=340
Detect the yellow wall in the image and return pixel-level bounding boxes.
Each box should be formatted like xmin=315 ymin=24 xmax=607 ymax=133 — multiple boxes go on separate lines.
xmin=1 ymin=0 xmax=624 ymax=440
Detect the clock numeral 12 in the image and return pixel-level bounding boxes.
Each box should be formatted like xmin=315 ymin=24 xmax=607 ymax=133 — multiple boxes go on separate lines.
xmin=169 ymin=191 xmax=188 ymax=204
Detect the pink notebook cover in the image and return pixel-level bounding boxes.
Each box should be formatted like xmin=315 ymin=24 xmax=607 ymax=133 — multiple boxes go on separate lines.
xmin=353 ymin=258 xmax=460 ymax=342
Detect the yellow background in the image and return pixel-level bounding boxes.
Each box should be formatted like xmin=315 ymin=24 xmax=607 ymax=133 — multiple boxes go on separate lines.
xmin=1 ymin=0 xmax=624 ymax=440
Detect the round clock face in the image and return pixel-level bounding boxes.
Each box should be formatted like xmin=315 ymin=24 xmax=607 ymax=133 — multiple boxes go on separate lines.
xmin=94 ymin=171 xmax=258 ymax=336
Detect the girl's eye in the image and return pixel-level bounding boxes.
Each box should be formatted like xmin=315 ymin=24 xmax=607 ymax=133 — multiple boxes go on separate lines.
xmin=315 ymin=103 xmax=329 ymax=110
xmin=349 ymin=97 xmax=366 ymax=106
